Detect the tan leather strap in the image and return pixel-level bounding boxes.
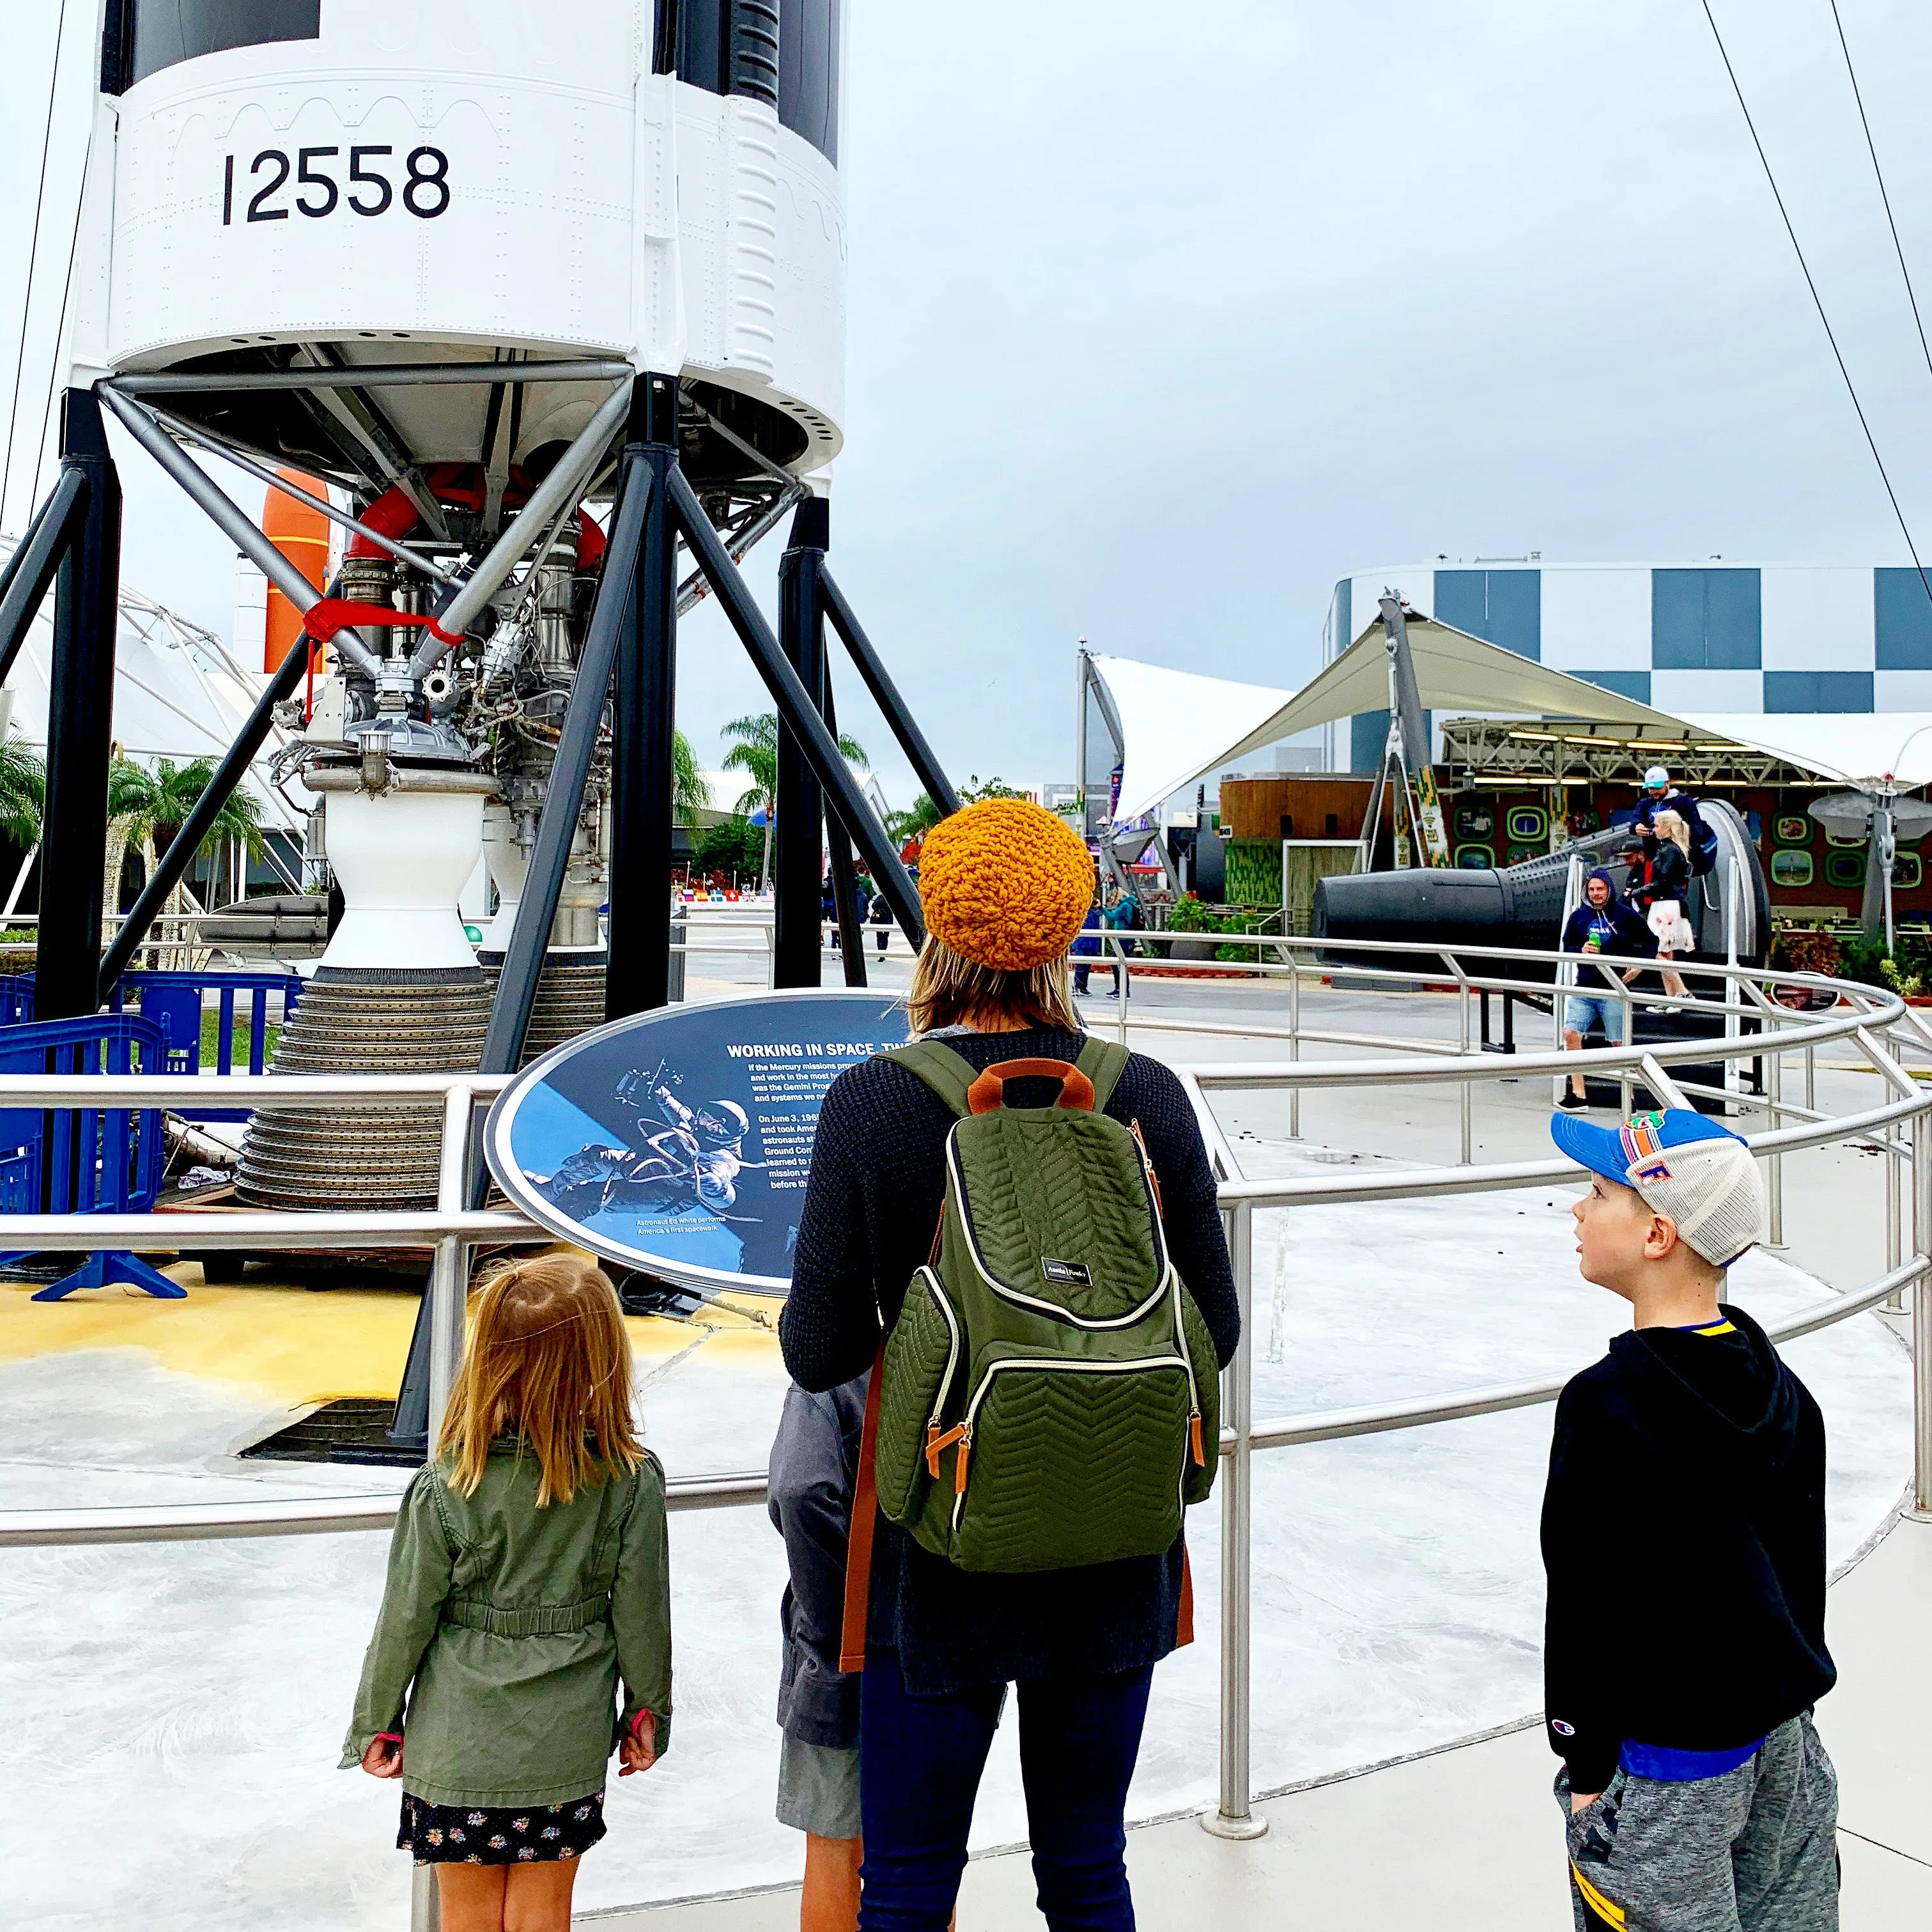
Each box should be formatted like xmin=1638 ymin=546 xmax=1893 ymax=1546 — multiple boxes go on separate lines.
xmin=1177 ymin=1538 xmax=1195 ymax=1650
xmin=838 ymin=1345 xmax=886 ymax=1674
xmin=966 ymin=1058 xmax=1095 ymax=1115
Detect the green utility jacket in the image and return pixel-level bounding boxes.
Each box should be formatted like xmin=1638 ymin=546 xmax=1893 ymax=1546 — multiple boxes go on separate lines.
xmin=341 ymin=1440 xmax=672 ymax=1808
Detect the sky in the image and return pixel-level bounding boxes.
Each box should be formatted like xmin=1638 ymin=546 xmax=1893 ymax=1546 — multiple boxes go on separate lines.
xmin=5 ymin=3 xmax=1932 ymax=808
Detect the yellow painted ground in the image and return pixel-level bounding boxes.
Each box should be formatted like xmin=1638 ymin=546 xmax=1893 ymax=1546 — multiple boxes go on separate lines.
xmin=0 ymin=1267 xmax=782 ymax=1408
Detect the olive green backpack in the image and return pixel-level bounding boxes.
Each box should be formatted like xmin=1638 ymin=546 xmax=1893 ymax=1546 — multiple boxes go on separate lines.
xmin=860 ymin=1036 xmax=1218 ymax=1580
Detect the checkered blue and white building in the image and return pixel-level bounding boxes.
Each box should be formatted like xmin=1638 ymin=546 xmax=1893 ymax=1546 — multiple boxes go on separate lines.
xmin=1325 ymin=562 xmax=1932 ymax=773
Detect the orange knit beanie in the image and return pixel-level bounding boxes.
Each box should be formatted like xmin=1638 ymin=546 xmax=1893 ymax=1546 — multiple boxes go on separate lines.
xmin=918 ymin=798 xmax=1096 ymax=972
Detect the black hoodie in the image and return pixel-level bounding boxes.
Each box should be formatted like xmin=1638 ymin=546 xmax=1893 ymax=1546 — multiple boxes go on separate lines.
xmin=1540 ymin=1304 xmax=1834 ymax=1790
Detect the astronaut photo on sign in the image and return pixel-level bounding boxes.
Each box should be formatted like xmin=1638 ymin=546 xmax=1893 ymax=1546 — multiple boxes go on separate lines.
xmin=536 ymin=1058 xmax=762 ymax=1225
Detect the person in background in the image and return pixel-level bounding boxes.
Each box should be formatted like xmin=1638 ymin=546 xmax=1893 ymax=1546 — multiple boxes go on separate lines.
xmin=1070 ymin=885 xmax=1104 ymax=996
xmin=344 ymin=1255 xmax=671 ymax=1932
xmin=1101 ymin=883 xmax=1139 ymax=999
xmin=1639 ymin=812 xmax=1695 ymax=1005
xmin=1618 ymin=836 xmax=1651 ymax=908
xmin=1543 ymin=1106 xmax=1836 ymax=1932
xmin=869 ymin=888 xmax=895 ymax=957
xmin=1559 ymin=869 xmax=1655 ymax=1111
xmin=781 ymin=799 xmax=1239 ymax=1931
xmin=769 ymin=1375 xmax=870 ymax=1932
xmin=1632 ymin=766 xmax=1710 ymax=855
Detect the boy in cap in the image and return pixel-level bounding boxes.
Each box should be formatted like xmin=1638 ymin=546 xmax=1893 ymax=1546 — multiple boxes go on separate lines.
xmin=1543 ymin=1106 xmax=1838 ymax=1932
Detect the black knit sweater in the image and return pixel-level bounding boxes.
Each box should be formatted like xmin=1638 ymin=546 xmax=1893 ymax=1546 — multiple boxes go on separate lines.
xmin=780 ymin=1024 xmax=1240 ymax=1694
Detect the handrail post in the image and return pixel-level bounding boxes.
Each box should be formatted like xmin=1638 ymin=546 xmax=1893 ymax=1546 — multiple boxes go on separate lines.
xmin=1765 ymin=1012 xmax=1784 ymax=1247
xmin=1443 ymin=951 xmax=1472 ymax=1165
xmin=412 ymin=1866 xmax=440 ymax=1931
xmin=1887 ymin=1122 xmax=1903 ymax=1300
xmin=1203 ymin=1198 xmax=1267 ymax=1839
xmin=427 ymin=1084 xmax=474 ymax=1443
xmin=1915 ymin=1117 xmax=1932 ymax=1517
xmin=1724 ymin=858 xmax=1742 ymax=1101
xmin=1288 ymin=951 xmax=1302 ymax=1140
xmin=1556 ymin=853 xmax=1581 ymax=1107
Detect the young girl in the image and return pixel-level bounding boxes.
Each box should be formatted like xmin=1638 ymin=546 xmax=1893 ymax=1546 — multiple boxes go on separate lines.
xmin=343 ymin=1254 xmax=672 ymax=1932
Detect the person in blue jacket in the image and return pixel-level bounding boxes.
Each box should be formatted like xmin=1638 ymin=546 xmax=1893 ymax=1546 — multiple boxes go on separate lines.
xmin=1632 ymin=766 xmax=1712 ymax=864
xmin=1560 ymin=868 xmax=1656 ymax=1110
xmin=1070 ymin=890 xmax=1104 ymax=996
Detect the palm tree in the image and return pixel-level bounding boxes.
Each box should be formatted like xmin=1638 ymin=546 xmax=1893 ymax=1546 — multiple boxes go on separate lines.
xmin=106 ymin=757 xmax=267 ymax=963
xmin=672 ymin=728 xmax=711 ymax=826
xmin=0 ymin=733 xmax=45 ymax=920
xmin=886 ymin=793 xmax=945 ymax=846
xmin=722 ymin=711 xmax=867 ymax=892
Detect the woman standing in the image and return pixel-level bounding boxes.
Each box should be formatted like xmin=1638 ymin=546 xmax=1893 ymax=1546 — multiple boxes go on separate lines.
xmin=1643 ymin=810 xmax=1695 ymax=1004
xmin=780 ymin=799 xmax=1239 ymax=1931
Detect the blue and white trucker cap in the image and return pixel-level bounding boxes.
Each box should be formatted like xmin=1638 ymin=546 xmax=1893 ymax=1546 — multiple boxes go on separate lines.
xmin=1551 ymin=1107 xmax=1766 ymax=1267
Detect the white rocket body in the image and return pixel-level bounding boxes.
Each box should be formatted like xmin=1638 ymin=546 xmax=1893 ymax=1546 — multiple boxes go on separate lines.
xmin=77 ymin=3 xmax=847 ymax=977
xmin=75 ymin=2 xmax=846 ymax=475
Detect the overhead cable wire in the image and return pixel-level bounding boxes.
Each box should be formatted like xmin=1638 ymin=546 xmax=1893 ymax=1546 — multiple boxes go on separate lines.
xmin=2 ymin=0 xmax=70 ymax=530
xmin=1700 ymin=1 xmax=1932 ymax=614
xmin=1829 ymin=0 xmax=1932 ymax=387
xmin=27 ymin=105 xmax=95 ymax=515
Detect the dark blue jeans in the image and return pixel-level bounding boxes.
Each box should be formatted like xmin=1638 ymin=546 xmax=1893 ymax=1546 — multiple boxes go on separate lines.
xmin=857 ymin=1650 xmax=1154 ymax=1931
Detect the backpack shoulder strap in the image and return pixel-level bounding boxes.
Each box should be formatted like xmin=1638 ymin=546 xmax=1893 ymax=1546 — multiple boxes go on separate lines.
xmin=1074 ymin=1034 xmax=1132 ymax=1113
xmin=880 ymin=1039 xmax=980 ymax=1118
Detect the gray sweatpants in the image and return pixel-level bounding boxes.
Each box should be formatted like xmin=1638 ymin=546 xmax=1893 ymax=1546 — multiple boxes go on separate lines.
xmin=1557 ymin=1713 xmax=1838 ymax=1931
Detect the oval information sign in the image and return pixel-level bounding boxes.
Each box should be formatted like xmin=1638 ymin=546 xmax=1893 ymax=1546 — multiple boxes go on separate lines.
xmin=484 ymin=990 xmax=909 ymax=1294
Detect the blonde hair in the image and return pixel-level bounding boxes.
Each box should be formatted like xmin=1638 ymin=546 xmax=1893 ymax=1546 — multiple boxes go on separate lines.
xmin=438 ymin=1253 xmax=642 ymax=1506
xmin=906 ymin=934 xmax=1081 ymax=1036
xmin=1653 ymin=809 xmax=1692 ymax=857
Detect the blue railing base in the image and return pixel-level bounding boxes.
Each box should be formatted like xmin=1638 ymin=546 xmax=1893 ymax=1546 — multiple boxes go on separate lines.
xmin=17 ymin=1250 xmax=187 ymax=1301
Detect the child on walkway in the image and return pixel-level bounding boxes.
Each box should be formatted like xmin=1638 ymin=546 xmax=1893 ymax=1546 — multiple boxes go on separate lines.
xmin=344 ymin=1254 xmax=673 ymax=1932
xmin=769 ymin=1373 xmax=870 ymax=1931
xmin=1543 ymin=1107 xmax=1837 ymax=1932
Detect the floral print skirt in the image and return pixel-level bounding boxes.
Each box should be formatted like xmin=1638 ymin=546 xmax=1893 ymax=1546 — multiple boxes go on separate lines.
xmin=398 ymin=1789 xmax=606 ymax=1865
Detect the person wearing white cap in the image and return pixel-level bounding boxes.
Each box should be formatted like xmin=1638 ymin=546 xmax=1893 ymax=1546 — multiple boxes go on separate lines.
xmin=1541 ymin=1106 xmax=1838 ymax=1931
xmin=1632 ymin=766 xmax=1711 ymax=860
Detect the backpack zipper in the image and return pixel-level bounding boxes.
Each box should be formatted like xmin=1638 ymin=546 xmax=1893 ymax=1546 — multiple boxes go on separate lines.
xmin=943 ymin=1126 xmax=1171 ymax=1330
xmin=949 ymin=1352 xmax=1193 ymax=1534
xmin=911 ymin=1265 xmax=963 ymax=1480
xmin=1167 ymin=1265 xmax=1207 ymax=1470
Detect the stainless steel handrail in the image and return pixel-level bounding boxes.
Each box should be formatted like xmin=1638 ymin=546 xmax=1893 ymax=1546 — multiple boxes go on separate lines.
xmin=2 ymin=945 xmax=1926 ymax=1862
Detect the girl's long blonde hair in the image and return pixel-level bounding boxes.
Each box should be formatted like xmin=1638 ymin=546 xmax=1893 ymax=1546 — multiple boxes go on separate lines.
xmin=1653 ymin=808 xmax=1692 ymax=858
xmin=906 ymin=934 xmax=1081 ymax=1036
xmin=438 ymin=1253 xmax=642 ymax=1506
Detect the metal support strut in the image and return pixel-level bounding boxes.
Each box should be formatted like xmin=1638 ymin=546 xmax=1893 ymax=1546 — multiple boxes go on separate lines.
xmin=775 ymin=498 xmax=830 ymax=987
xmin=667 ymin=467 xmax=924 ymax=946
xmin=820 ymin=660 xmax=869 ymax=987
xmin=36 ymin=392 xmax=123 ymax=1022
xmin=607 ymin=375 xmax=681 ymax=1021
xmin=479 ymin=433 xmax=651 ymax=1078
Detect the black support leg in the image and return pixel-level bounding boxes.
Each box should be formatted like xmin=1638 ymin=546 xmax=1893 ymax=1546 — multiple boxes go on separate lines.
xmin=775 ymin=498 xmax=828 ymax=987
xmin=0 ymin=466 xmax=87 ymax=686
xmin=36 ymin=392 xmax=121 ymax=1022
xmin=820 ymin=661 xmax=867 ymax=987
xmin=607 ymin=375 xmax=680 ymax=1021
xmin=667 ymin=468 xmax=924 ymax=947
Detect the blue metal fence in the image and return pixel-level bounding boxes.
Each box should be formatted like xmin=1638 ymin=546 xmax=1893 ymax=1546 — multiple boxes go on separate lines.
xmin=0 ymin=1012 xmax=180 ymax=1299
xmin=102 ymin=970 xmax=303 ymax=1120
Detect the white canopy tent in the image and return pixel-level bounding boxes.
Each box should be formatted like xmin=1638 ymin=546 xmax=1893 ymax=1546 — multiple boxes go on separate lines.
xmin=1093 ymin=618 xmax=1932 ymax=823
xmin=0 ymin=540 xmax=303 ymax=842
xmin=1668 ymin=714 xmax=1932 ymax=790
